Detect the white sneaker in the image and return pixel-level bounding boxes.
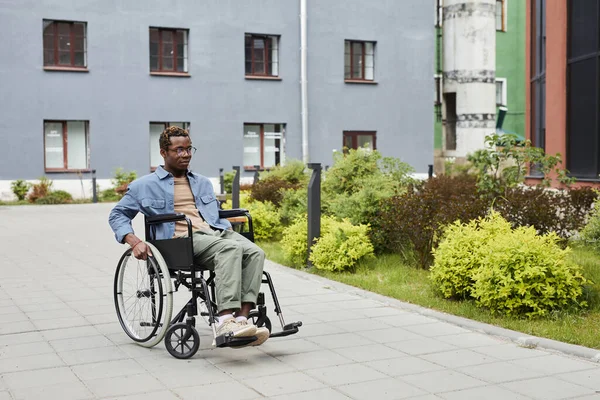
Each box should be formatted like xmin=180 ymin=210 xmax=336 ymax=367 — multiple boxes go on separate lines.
xmin=216 ymin=319 xmax=257 ymax=338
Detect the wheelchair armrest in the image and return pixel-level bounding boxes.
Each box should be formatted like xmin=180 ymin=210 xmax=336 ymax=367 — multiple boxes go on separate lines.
xmin=146 ymin=213 xmax=187 ymax=224
xmin=218 ymin=209 xmax=250 ymax=219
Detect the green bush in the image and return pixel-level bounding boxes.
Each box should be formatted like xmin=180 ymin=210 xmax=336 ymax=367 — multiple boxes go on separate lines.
xmin=27 ymin=177 xmax=53 ymax=203
xmin=35 ymin=190 xmax=73 ymax=205
xmin=495 ymin=186 xmax=597 ymax=240
xmin=430 ymin=212 xmax=513 ymax=299
xmin=245 ymin=200 xmax=283 ymax=241
xmin=372 ymin=175 xmax=490 ymax=268
xmin=222 ymin=170 xmax=236 ymax=194
xmin=250 ymin=176 xmax=300 ymax=207
xmin=432 ymin=211 xmax=588 ymax=317
xmin=279 ymin=187 xmax=308 ymax=225
xmin=10 ymin=180 xmax=31 ymax=201
xmin=309 ymin=220 xmax=374 ymax=272
xmin=99 ymin=188 xmax=121 ymax=202
xmin=323 ymin=147 xmax=414 ymax=196
xmin=580 ymin=196 xmax=600 ymax=250
xmin=260 ymin=159 xmax=309 ymax=185
xmin=112 ymin=168 xmax=137 ymax=197
xmin=281 ymin=215 xmax=339 ymax=267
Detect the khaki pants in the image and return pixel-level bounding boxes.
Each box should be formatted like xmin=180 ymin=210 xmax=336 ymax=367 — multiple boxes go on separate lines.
xmin=192 ymin=230 xmax=265 ymax=312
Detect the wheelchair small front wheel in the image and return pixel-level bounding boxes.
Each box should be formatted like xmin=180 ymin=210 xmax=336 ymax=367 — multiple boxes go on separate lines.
xmin=165 ymin=323 xmax=200 ymax=359
xmin=248 ymin=311 xmax=272 ymax=334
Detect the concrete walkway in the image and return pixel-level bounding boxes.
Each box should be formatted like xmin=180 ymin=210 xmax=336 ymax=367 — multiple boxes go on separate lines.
xmin=1 ymin=203 xmax=600 ymax=400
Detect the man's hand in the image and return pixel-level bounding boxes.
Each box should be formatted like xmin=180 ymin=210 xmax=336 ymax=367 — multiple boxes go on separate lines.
xmin=132 ymin=241 xmax=153 ymax=260
xmin=124 ymin=233 xmax=153 ymax=260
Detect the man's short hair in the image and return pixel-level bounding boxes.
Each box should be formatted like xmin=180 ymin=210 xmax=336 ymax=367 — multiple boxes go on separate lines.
xmin=160 ymin=126 xmax=190 ymax=151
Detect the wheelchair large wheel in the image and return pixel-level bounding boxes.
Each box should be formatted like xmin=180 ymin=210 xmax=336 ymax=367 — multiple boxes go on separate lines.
xmin=114 ymin=242 xmax=173 ymax=348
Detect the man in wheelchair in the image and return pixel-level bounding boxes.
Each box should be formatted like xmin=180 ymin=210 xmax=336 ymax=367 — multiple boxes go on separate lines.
xmin=109 ymin=125 xmax=269 ymax=348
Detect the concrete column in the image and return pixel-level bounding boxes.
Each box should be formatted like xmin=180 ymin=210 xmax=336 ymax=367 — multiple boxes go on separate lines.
xmin=442 ymin=0 xmax=497 ymax=159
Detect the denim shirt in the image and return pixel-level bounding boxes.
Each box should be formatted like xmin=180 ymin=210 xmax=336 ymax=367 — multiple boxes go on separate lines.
xmin=108 ymin=166 xmax=231 ymax=243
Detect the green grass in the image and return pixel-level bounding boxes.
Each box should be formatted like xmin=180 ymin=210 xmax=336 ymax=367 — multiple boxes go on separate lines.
xmin=258 ymin=241 xmax=600 ymax=350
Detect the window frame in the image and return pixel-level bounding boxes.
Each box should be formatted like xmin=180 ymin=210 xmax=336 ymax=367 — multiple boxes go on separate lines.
xmin=243 ymin=123 xmax=285 ymax=170
xmin=344 ymin=40 xmax=376 ymax=83
xmin=496 ymin=0 xmax=507 ymax=32
xmin=43 ymin=120 xmax=90 ymax=172
xmin=149 ymin=27 xmax=189 ymax=75
xmin=342 ymin=131 xmax=377 ymax=152
xmin=43 ymin=20 xmax=88 ymax=70
xmin=149 ymin=122 xmax=190 ymax=170
xmin=495 ymin=77 xmax=507 ymax=106
xmin=244 ymin=33 xmax=280 ymax=79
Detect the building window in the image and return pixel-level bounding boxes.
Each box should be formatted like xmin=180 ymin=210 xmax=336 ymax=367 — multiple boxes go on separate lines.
xmin=435 ymin=75 xmax=442 ymax=105
xmin=344 ymin=40 xmax=375 ymax=81
xmin=243 ymin=123 xmax=284 ymax=169
xmin=149 ymin=122 xmax=190 ymax=168
xmin=495 ymin=78 xmax=507 ymax=106
xmin=530 ymin=0 xmax=546 ymax=156
xmin=149 ymin=28 xmax=188 ymax=73
xmin=43 ymin=20 xmax=87 ymax=68
xmin=343 ymin=131 xmax=376 ymax=152
xmin=496 ymin=0 xmax=507 ymax=31
xmin=245 ymin=34 xmax=279 ymax=77
xmin=44 ymin=121 xmax=89 ymax=171
xmin=567 ymin=0 xmax=600 ymax=178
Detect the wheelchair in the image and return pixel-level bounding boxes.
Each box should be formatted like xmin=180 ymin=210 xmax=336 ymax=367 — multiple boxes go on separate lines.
xmin=113 ymin=208 xmax=302 ymax=359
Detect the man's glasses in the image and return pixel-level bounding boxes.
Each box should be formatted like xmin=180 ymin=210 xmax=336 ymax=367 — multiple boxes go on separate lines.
xmin=170 ymin=146 xmax=197 ymax=156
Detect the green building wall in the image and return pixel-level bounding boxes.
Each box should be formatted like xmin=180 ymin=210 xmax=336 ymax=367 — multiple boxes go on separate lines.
xmin=434 ymin=0 xmax=525 ymax=152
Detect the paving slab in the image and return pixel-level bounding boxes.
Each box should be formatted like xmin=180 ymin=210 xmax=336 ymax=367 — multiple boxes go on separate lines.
xmin=0 ymin=203 xmax=599 ymax=399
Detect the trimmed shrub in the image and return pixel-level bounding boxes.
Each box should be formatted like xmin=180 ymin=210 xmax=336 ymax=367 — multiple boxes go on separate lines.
xmin=430 ymin=212 xmax=513 ymax=299
xmin=431 ymin=211 xmax=588 ymax=317
xmin=281 ymin=215 xmax=339 ymax=267
xmin=495 ymin=186 xmax=597 ymax=240
xmin=372 ymin=175 xmax=489 ymax=268
xmin=309 ymin=220 xmax=374 ymax=272
xmin=245 ymin=200 xmax=283 ymax=241
xmin=27 ymin=177 xmax=53 ymax=203
xmin=250 ymin=176 xmax=300 ymax=206
xmin=35 ymin=190 xmax=73 ymax=204
xmin=10 ymin=180 xmax=31 ymax=201
xmin=99 ymin=188 xmax=121 ymax=202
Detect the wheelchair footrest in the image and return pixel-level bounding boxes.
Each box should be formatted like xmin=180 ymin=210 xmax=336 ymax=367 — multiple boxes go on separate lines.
xmin=215 ymin=332 xmax=257 ymax=348
xmin=270 ymin=321 xmax=302 ymax=338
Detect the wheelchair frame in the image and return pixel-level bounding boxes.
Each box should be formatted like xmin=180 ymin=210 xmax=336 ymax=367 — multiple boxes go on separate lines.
xmin=113 ymin=208 xmax=301 ymax=359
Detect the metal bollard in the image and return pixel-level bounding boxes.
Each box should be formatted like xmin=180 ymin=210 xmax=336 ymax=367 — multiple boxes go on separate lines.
xmin=428 ymin=164 xmax=433 ymax=179
xmin=91 ymin=169 xmax=98 ymax=203
xmin=232 ymin=166 xmax=240 ymax=209
xmin=253 ymin=165 xmax=260 ymax=185
xmin=307 ymin=163 xmax=322 ymax=268
xmin=219 ymin=168 xmax=224 ymax=194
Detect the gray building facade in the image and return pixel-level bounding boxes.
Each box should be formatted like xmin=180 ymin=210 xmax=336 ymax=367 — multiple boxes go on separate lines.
xmin=0 ymin=0 xmax=433 ymax=198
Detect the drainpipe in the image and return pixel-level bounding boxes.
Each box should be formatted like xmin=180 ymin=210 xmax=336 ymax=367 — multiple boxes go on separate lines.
xmin=300 ymin=0 xmax=309 ymax=163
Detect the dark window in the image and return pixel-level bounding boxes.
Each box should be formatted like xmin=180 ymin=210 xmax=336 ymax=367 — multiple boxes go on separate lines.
xmin=44 ymin=120 xmax=89 ymax=171
xmin=343 ymin=131 xmax=376 ymax=152
xmin=150 ymin=28 xmax=188 ymax=73
xmin=243 ymin=123 xmax=284 ymax=168
xmin=344 ymin=40 xmax=375 ymax=81
xmin=530 ymin=0 xmax=546 ymax=157
xmin=444 ymin=93 xmax=457 ymax=151
xmin=43 ymin=20 xmax=87 ymax=68
xmin=567 ymin=0 xmax=600 ymax=178
xmin=245 ymin=34 xmax=279 ymax=77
